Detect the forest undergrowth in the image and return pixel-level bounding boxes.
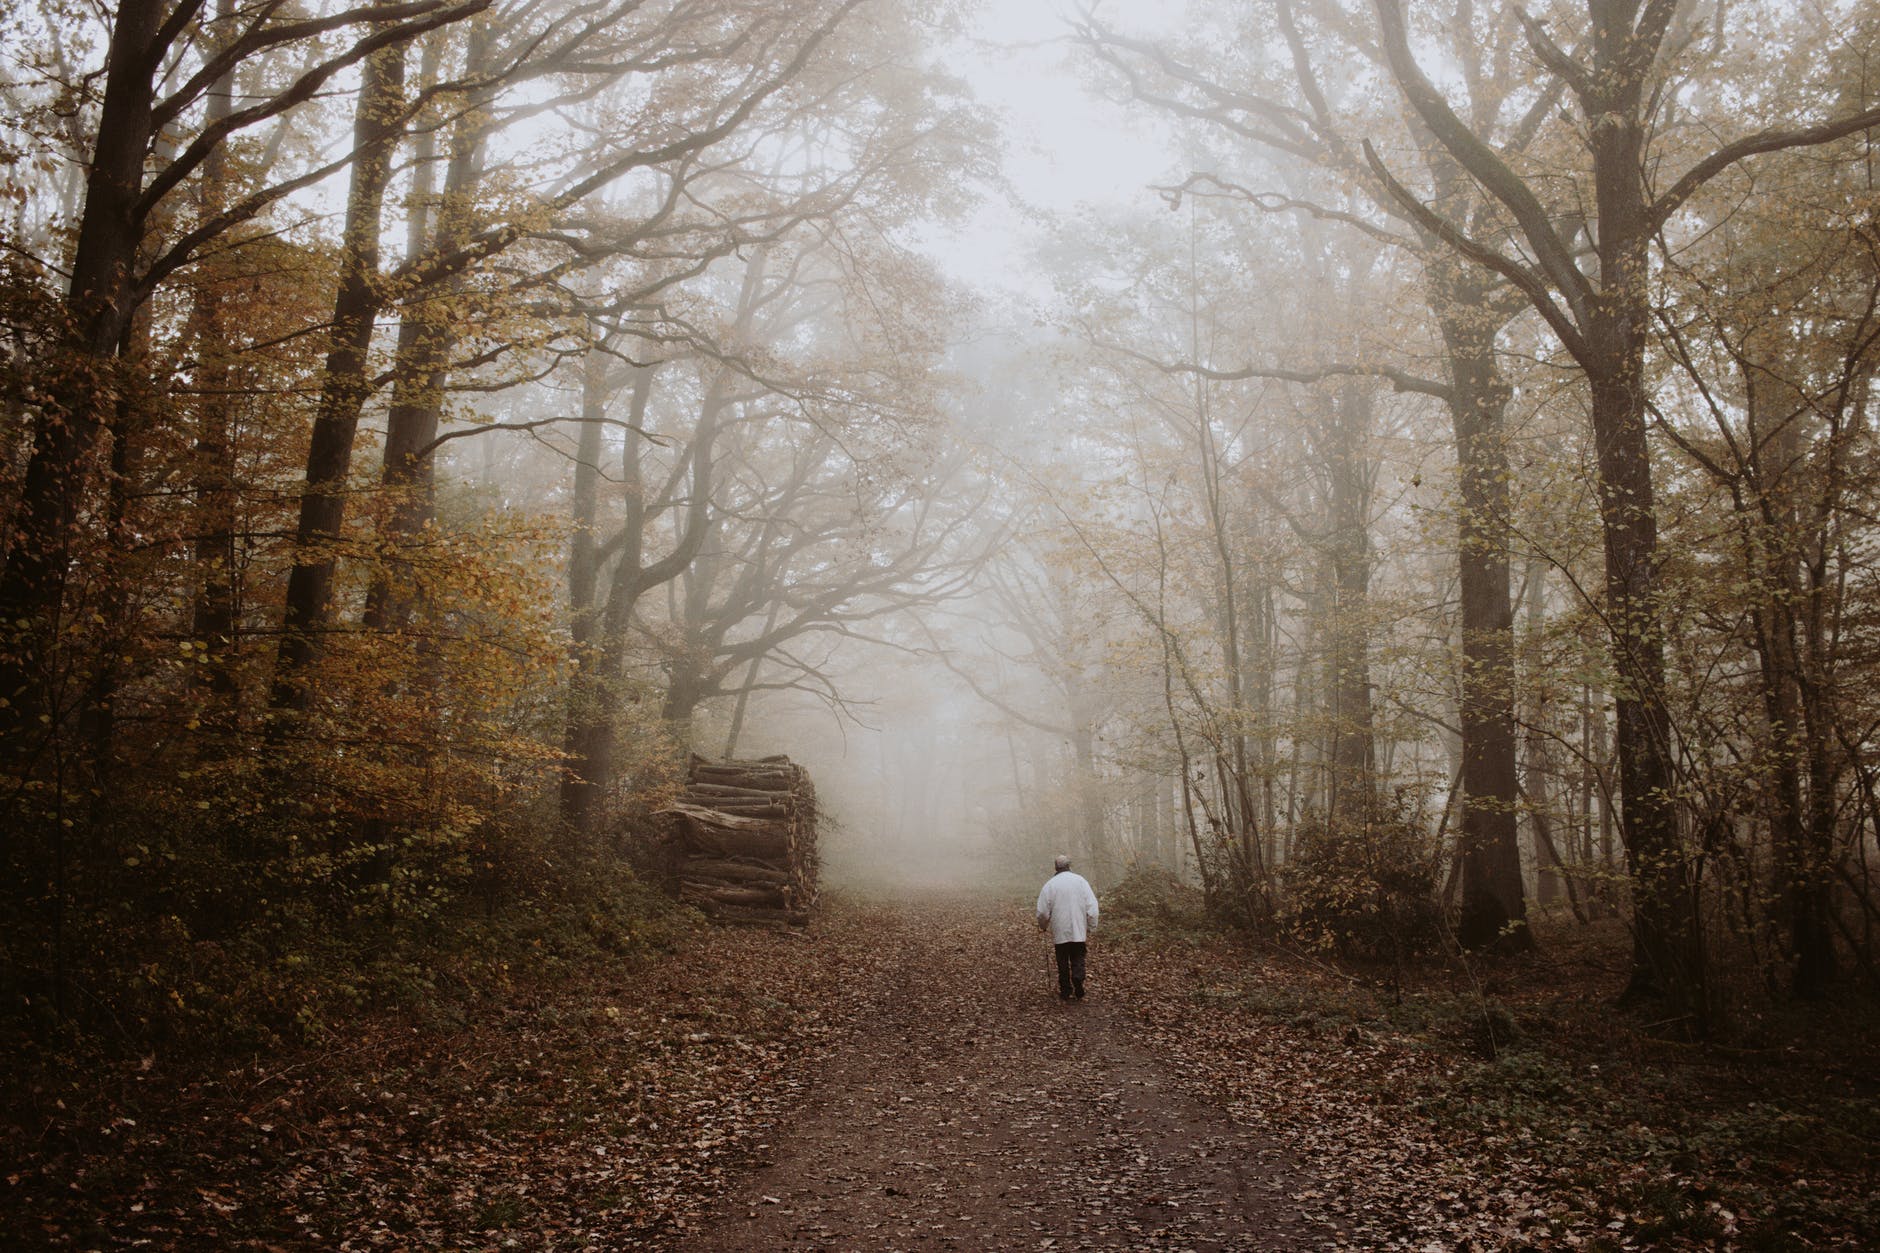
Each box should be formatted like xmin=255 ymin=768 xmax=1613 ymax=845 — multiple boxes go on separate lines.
xmin=3 ymin=876 xmax=1875 ymax=1249
xmin=1101 ymin=870 xmax=1880 ymax=1249
xmin=2 ymin=888 xmax=904 ymax=1248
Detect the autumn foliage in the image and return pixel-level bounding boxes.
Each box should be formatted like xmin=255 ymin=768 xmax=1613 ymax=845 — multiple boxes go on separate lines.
xmin=2 ymin=7 xmax=1880 ymax=1240
xmin=0 ymin=0 xmax=974 ymax=1062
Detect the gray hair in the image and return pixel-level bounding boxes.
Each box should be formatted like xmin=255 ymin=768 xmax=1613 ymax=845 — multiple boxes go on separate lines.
xmin=1054 ymin=855 xmax=1071 ymax=872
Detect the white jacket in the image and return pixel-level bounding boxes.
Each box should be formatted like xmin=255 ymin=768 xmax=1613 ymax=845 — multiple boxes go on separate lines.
xmin=1035 ymin=871 xmax=1099 ymax=944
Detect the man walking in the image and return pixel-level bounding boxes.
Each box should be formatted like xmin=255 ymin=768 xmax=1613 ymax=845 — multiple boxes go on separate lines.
xmin=1035 ymin=855 xmax=1099 ymax=1000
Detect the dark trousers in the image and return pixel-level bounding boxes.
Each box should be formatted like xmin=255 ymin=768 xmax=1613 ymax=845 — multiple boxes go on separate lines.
xmin=1054 ymin=941 xmax=1087 ymax=997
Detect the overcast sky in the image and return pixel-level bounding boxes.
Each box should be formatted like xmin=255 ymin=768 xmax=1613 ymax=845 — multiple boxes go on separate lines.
xmin=917 ymin=0 xmax=1186 ymax=299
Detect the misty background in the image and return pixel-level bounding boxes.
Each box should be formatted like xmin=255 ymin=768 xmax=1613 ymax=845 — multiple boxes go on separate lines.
xmin=4 ymin=0 xmax=1878 ymax=1023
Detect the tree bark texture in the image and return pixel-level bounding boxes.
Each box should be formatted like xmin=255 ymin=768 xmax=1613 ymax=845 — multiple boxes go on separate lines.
xmin=0 ymin=0 xmax=164 ymax=745
xmin=270 ymin=37 xmax=408 ymax=719
xmin=1439 ymin=279 xmax=1530 ymax=951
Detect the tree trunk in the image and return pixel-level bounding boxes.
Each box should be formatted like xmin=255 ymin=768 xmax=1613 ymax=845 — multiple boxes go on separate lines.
xmin=80 ymin=293 xmax=158 ymax=781
xmin=1743 ymin=357 xmax=1839 ymax=998
xmin=0 ymin=0 xmax=164 ymax=746
xmin=1248 ymin=576 xmax=1279 ymax=869
xmin=1070 ymin=716 xmax=1107 ymax=878
xmin=1372 ymin=0 xmax=1712 ymax=1027
xmin=721 ymin=598 xmax=783 ymax=758
xmin=1440 ymin=280 xmax=1530 ymax=951
xmin=560 ymin=362 xmax=655 ymax=837
xmin=1784 ymin=412 xmax=1840 ymax=1001
xmin=363 ymin=26 xmax=487 ymax=634
xmin=1580 ymin=0 xmax=1706 ymax=1024
xmin=1588 ymin=363 xmax=1700 ymax=1010
xmin=187 ymin=0 xmax=243 ymax=738
xmin=269 ymin=37 xmax=408 ymax=719
xmin=660 ymin=647 xmax=710 ymax=746
xmin=1189 ymin=297 xmax=1266 ymax=905
xmin=1324 ymin=379 xmax=1376 ymax=817
xmin=571 ymin=252 xmax=763 ymax=819
xmin=1521 ymin=561 xmax=1580 ymax=915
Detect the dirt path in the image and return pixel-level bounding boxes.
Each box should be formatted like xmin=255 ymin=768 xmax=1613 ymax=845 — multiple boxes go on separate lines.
xmin=6 ymin=892 xmax=1343 ymax=1249
xmin=672 ymin=897 xmax=1329 ymax=1250
xmin=15 ymin=890 xmax=1873 ymax=1248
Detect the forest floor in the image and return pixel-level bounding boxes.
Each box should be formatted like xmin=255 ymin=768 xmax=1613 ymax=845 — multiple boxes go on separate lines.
xmin=5 ymin=888 xmax=1877 ymax=1249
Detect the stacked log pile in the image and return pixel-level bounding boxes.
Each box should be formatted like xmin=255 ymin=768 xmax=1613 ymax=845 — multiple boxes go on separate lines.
xmin=656 ymin=754 xmax=817 ymax=926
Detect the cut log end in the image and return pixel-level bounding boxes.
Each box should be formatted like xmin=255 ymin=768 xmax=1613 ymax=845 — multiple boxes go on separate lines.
xmin=659 ymin=753 xmax=818 ymax=927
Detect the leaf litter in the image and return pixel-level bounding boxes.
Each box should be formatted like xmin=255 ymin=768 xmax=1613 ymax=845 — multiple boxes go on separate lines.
xmin=7 ymin=893 xmax=1871 ymax=1249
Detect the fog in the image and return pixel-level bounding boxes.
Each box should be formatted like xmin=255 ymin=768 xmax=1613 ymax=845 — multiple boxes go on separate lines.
xmin=5 ymin=0 xmax=1878 ymax=993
